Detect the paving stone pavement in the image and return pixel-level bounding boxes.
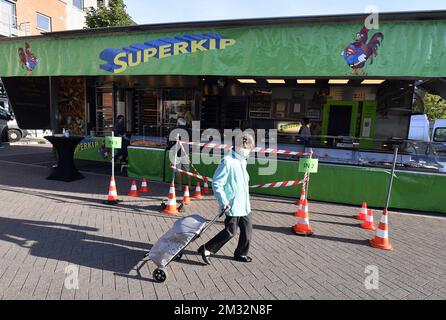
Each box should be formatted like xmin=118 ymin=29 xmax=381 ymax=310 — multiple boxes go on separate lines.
xmin=0 ymin=146 xmax=446 ymax=300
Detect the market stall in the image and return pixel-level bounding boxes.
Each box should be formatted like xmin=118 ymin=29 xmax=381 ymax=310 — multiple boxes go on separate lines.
xmin=1 ymin=11 xmax=446 ymax=213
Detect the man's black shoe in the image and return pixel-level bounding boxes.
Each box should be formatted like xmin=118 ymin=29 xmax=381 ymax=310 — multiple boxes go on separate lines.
xmin=234 ymin=255 xmax=253 ymax=263
xmin=198 ymin=245 xmax=211 ymax=265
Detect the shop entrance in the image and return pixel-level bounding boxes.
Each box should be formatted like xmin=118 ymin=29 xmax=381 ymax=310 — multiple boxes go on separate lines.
xmin=327 ymin=105 xmax=352 ymax=136
xmin=95 ymin=87 xmax=114 ymax=136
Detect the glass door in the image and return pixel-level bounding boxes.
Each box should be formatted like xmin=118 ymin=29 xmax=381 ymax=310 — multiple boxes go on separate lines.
xmin=96 ymin=87 xmax=114 ymax=136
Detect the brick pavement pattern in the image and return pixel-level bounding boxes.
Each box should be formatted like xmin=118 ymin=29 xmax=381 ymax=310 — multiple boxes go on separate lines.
xmin=0 ymin=146 xmax=446 ymax=300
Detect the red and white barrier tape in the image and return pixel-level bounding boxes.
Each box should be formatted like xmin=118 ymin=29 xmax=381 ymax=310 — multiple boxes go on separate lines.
xmin=251 ymin=147 xmax=308 ymax=156
xmin=178 ymin=141 xmax=309 ymax=156
xmin=176 ymin=139 xmax=201 ymax=176
xmin=171 ymin=165 xmax=213 ymax=182
xmin=172 ymin=165 xmax=303 ymax=189
xmin=178 ymin=141 xmax=233 ymax=150
xmin=250 ymin=180 xmax=304 ymax=189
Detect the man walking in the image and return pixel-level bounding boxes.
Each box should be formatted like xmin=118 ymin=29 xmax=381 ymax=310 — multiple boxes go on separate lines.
xmin=198 ymin=133 xmax=255 ymax=264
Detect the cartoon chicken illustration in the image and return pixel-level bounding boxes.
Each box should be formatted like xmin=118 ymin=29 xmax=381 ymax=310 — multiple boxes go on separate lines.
xmin=18 ymin=42 xmax=38 ymax=75
xmin=342 ymin=26 xmax=384 ymax=76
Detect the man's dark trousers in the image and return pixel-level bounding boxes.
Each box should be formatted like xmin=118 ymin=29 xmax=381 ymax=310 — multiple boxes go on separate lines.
xmin=205 ymin=214 xmax=252 ymax=257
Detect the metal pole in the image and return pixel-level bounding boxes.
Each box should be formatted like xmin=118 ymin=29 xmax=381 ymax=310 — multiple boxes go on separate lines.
xmin=172 ymin=134 xmax=179 ymax=185
xmin=384 ymin=146 xmax=399 ymax=210
xmin=112 ymin=131 xmax=115 ymax=178
xmin=305 ymin=148 xmax=313 ymax=197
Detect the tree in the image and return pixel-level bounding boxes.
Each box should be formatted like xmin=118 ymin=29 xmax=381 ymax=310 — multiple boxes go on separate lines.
xmin=423 ymin=94 xmax=446 ymax=120
xmin=85 ymin=0 xmax=133 ymax=28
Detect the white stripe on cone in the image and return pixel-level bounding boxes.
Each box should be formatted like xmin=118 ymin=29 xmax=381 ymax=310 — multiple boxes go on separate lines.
xmin=376 ymin=229 xmax=389 ymax=239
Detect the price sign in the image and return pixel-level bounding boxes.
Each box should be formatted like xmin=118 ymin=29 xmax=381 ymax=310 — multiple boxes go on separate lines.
xmin=105 ymin=136 xmax=122 ymax=149
xmin=299 ymin=158 xmax=319 ymax=173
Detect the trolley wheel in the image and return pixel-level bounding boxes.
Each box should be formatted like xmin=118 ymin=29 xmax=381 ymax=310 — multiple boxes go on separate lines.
xmin=173 ymin=253 xmax=183 ymax=261
xmin=153 ymin=268 xmax=167 ymax=283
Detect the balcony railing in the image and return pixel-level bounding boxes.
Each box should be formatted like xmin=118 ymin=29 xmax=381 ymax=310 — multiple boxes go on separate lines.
xmin=0 ymin=13 xmax=29 ymax=37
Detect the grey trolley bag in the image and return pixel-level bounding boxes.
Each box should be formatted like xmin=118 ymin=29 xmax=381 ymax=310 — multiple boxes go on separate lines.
xmin=146 ymin=208 xmax=227 ymax=283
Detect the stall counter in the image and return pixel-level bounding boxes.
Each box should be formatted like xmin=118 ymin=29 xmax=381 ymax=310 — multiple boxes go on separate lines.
xmin=77 ymin=144 xmax=446 ymax=214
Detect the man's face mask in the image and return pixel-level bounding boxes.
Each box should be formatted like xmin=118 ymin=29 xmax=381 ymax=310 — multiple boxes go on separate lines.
xmin=236 ymin=147 xmax=251 ymax=159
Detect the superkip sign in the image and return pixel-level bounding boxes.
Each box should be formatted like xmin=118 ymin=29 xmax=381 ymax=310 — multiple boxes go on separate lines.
xmin=99 ymin=33 xmax=236 ymax=74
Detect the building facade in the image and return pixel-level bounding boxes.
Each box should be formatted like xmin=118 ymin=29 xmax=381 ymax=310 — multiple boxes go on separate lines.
xmin=0 ymin=0 xmax=105 ymax=38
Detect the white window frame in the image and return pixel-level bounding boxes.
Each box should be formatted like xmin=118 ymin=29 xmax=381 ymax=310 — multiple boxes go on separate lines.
xmin=72 ymin=0 xmax=84 ymax=11
xmin=36 ymin=12 xmax=51 ymax=32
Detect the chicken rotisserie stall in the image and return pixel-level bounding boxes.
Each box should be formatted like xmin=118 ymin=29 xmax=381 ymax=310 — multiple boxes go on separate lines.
xmin=1 ymin=11 xmax=446 ymax=213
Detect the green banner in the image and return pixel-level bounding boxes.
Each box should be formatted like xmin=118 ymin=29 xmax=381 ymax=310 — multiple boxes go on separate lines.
xmin=1 ymin=20 xmax=445 ymax=77
xmin=74 ymin=137 xmax=111 ymax=162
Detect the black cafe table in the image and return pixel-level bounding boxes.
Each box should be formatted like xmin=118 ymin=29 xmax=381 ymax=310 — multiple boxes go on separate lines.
xmin=44 ymin=135 xmax=85 ymax=182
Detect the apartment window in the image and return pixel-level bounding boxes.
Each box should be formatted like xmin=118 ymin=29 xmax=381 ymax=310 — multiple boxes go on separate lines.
xmin=0 ymin=0 xmax=17 ymax=28
xmin=73 ymin=0 xmax=84 ymax=10
xmin=36 ymin=13 xmax=51 ymax=32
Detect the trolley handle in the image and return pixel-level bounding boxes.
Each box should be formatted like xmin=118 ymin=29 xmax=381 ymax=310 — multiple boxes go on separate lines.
xmin=200 ymin=207 xmax=229 ymax=235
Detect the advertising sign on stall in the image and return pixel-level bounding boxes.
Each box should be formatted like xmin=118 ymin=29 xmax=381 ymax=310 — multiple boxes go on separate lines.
xmin=105 ymin=136 xmax=122 ymax=149
xmin=299 ymin=158 xmax=319 ymax=173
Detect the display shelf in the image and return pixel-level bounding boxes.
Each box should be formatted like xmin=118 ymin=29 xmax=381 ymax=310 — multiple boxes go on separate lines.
xmin=249 ymin=90 xmax=272 ymax=119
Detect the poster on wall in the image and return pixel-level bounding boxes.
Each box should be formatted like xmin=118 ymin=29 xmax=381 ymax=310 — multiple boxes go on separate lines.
xmin=57 ymin=77 xmax=86 ymax=135
xmin=277 ymin=121 xmax=301 ymax=133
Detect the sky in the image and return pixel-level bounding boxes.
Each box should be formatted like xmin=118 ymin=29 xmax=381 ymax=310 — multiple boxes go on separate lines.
xmin=123 ymin=0 xmax=446 ymax=25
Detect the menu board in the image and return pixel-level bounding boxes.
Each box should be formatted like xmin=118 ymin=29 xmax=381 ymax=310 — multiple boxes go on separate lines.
xmin=2 ymin=77 xmax=50 ymax=129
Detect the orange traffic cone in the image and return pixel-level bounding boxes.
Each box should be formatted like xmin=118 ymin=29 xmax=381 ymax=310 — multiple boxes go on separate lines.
xmin=127 ymin=180 xmax=140 ymax=197
xmin=105 ymin=176 xmax=119 ymax=204
xmin=361 ymin=209 xmax=376 ymax=230
xmin=296 ymin=187 xmax=306 ymax=208
xmin=293 ymin=199 xmax=314 ymax=236
xmin=140 ymin=178 xmax=150 ymax=193
xmin=357 ymin=202 xmax=368 ymax=220
xmin=370 ymin=209 xmax=394 ymax=251
xmin=162 ymin=183 xmax=179 ymax=215
xmin=294 ymin=196 xmax=308 ymax=218
xmin=192 ymin=181 xmax=203 ymax=199
xmin=182 ymin=185 xmax=191 ymax=205
xmin=203 ymin=180 xmax=211 ymax=195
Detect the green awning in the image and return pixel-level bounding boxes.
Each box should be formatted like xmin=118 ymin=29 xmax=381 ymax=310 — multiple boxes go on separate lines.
xmin=1 ymin=18 xmax=445 ymax=78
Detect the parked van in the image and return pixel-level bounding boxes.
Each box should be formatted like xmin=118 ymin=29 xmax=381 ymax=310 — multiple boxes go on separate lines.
xmin=432 ymin=120 xmax=446 ymax=144
xmin=408 ymin=114 xmax=446 ymax=143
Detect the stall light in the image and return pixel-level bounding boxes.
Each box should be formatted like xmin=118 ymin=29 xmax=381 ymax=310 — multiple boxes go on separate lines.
xmin=266 ymin=79 xmax=286 ymax=84
xmin=361 ymin=79 xmax=386 ymax=85
xmin=297 ymin=79 xmax=316 ymax=84
xmin=237 ymin=79 xmax=257 ymax=84
xmin=328 ymin=79 xmax=349 ymax=84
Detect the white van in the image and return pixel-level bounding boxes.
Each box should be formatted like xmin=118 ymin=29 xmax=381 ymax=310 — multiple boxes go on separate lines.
xmin=432 ymin=120 xmax=446 ymax=144
xmin=408 ymin=114 xmax=446 ymax=144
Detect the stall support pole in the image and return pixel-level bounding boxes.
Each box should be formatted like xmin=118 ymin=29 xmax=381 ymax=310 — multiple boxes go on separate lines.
xmin=305 ymin=148 xmax=313 ymax=197
xmin=172 ymin=134 xmax=179 ymax=185
xmin=384 ymin=146 xmax=399 ymax=211
xmin=111 ymin=131 xmax=115 ymax=179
